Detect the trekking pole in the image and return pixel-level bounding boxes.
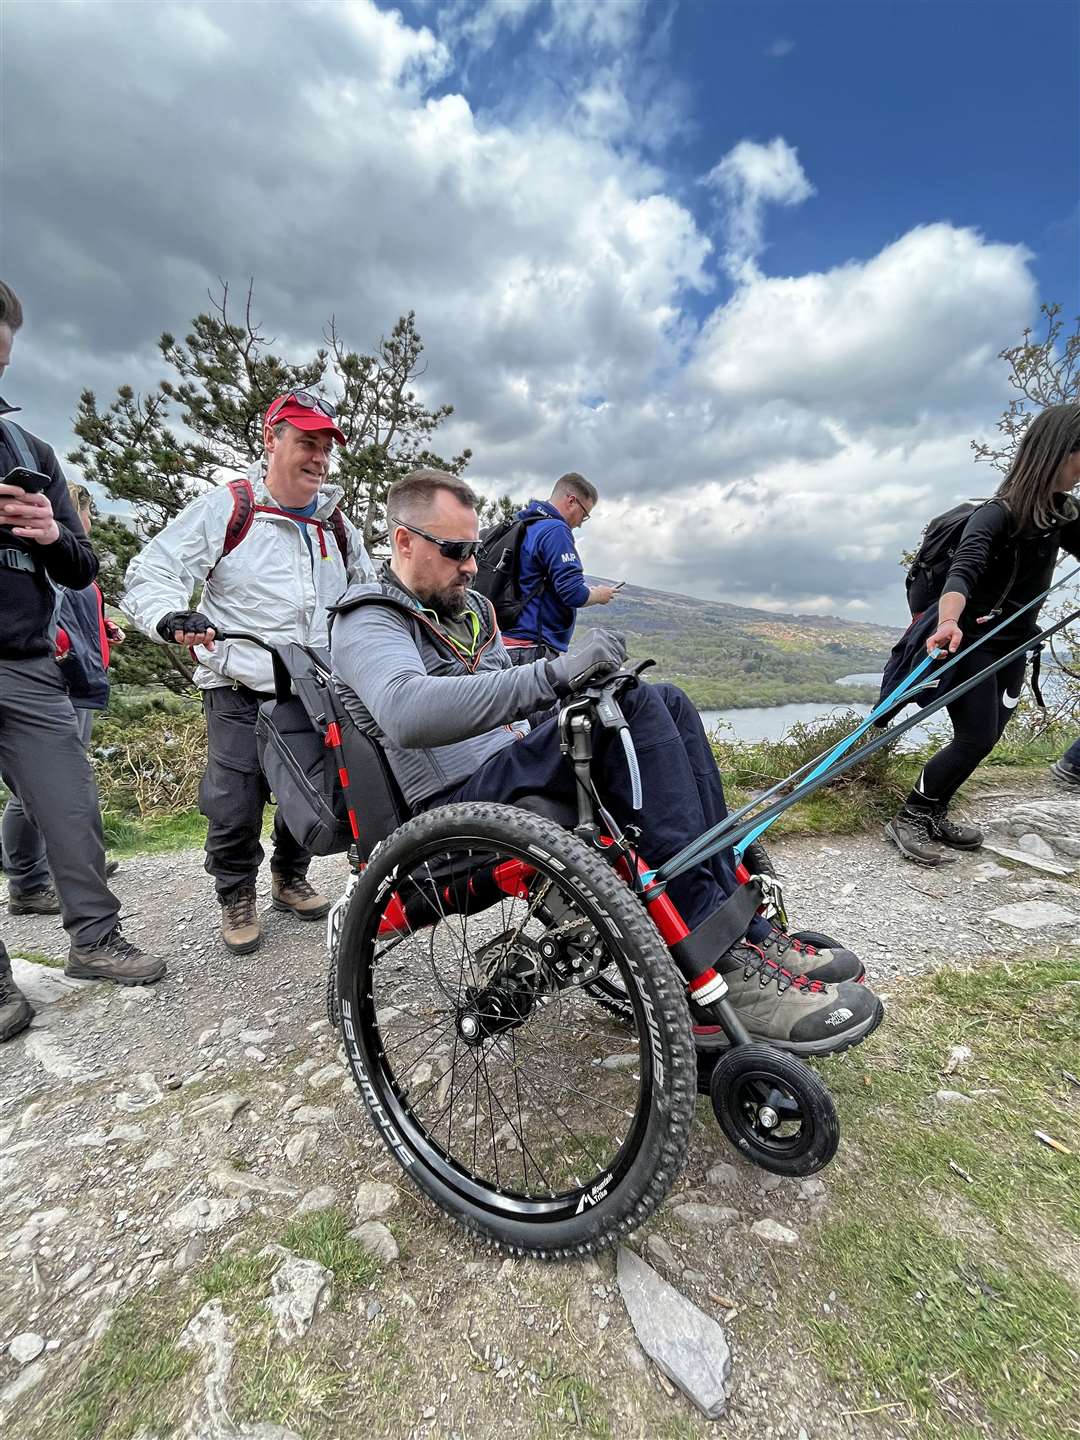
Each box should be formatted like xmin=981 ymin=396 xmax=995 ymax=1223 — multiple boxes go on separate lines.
xmin=654 ymin=561 xmax=1080 ymax=881
xmin=650 ymin=601 xmax=1080 ymax=887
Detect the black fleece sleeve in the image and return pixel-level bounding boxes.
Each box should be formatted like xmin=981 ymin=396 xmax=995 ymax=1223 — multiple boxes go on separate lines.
xmin=32 ymin=444 xmax=99 ymax=589
xmin=940 ymin=501 xmax=1010 ymax=602
xmin=1058 ymin=513 xmax=1080 ymax=562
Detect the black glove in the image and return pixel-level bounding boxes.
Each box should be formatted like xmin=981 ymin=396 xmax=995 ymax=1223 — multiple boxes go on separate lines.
xmin=156 ymin=610 xmax=215 ymax=643
xmin=545 ymin=629 xmax=627 ymax=697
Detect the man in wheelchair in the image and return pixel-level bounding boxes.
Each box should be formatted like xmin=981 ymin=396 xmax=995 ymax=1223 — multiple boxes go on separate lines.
xmin=330 ymin=468 xmax=882 ymax=1056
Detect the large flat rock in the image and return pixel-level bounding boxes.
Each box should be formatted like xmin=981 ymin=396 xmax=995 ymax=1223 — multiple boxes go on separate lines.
xmin=984 ymin=900 xmax=1078 ymax=931
xmin=617 ymin=1246 xmax=731 ymax=1417
xmin=11 ymin=957 xmax=92 ymax=1006
xmin=980 ymin=841 xmax=1073 ymax=876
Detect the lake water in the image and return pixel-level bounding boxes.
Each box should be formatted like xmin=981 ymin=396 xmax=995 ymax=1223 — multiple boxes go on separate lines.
xmin=698 ymin=673 xmax=940 ymax=747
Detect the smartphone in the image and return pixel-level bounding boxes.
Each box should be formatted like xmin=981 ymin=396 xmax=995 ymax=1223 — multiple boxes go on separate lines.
xmin=2 ymin=467 xmax=50 ymax=495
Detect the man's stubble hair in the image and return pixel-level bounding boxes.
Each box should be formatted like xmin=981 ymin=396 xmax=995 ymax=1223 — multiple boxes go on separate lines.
xmin=387 ymin=469 xmax=480 ymax=529
xmin=551 ymin=472 xmax=598 ymax=507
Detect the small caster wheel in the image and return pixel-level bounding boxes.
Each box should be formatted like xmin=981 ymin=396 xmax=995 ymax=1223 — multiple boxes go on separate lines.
xmin=709 ymin=1043 xmax=839 ymax=1176
xmin=787 ymin=929 xmax=843 ymax=952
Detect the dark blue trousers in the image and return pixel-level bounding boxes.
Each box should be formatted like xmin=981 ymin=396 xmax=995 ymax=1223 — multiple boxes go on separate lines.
xmin=439 ymin=681 xmax=770 ymax=940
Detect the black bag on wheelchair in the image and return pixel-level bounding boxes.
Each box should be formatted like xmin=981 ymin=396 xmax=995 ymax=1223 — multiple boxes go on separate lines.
xmin=254 ymin=644 xmax=352 ymax=856
xmin=254 ymin=642 xmax=410 ymax=859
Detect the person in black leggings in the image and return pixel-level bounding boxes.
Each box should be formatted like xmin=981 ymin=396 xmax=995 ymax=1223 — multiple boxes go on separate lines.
xmin=886 ymin=403 xmax=1080 ymax=865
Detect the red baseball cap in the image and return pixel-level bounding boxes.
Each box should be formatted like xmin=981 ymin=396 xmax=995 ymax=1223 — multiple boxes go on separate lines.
xmin=264 ymin=391 xmax=346 ymax=446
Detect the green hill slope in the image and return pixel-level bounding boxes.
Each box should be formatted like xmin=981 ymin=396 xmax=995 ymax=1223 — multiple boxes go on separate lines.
xmin=585 ymin=579 xmax=900 ymax=709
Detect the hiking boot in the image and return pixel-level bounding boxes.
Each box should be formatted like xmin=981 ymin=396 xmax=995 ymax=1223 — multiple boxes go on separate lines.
xmin=0 ymin=943 xmax=34 ymax=1041
xmin=105 ymin=859 xmax=120 ymax=879
xmin=884 ymin=807 xmax=959 ymax=867
xmin=8 ymin=885 xmax=61 ymax=916
xmin=926 ymin=810 xmax=982 ymax=849
xmin=1050 ymin=758 xmax=1080 ymax=789
xmin=759 ymin=926 xmax=865 ymax=985
xmin=693 ymin=942 xmax=884 ymax=1057
xmin=221 ymin=887 xmax=261 ymax=954
xmin=66 ymin=927 xmax=165 ymax=986
xmin=271 ymin=873 xmax=331 ymax=921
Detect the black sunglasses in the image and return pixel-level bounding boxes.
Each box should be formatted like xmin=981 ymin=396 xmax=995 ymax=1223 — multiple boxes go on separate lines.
xmin=390 ymin=516 xmax=481 ymax=561
xmin=267 ymin=389 xmax=338 ymax=424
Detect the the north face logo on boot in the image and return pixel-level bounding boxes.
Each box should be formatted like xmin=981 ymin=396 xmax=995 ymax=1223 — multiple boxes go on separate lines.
xmin=824 ymin=1007 xmax=854 ymax=1027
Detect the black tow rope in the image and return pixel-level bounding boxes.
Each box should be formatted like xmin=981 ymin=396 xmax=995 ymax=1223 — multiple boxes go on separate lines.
xmin=650 ymin=597 xmax=1080 ymax=888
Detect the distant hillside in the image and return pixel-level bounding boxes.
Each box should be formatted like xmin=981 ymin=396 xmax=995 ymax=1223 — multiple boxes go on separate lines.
xmin=585 ymin=579 xmax=900 ymax=710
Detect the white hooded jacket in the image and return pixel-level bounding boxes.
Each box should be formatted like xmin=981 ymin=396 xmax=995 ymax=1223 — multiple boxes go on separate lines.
xmin=121 ymin=462 xmax=376 ymax=693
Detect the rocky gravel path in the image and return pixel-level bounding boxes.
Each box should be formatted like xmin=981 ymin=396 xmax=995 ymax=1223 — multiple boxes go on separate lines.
xmin=1 ymin=773 xmax=1076 ymax=1438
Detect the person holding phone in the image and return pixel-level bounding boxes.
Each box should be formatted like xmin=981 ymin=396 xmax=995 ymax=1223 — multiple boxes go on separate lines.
xmin=2 ymin=483 xmax=124 ymax=915
xmin=501 ymin=472 xmax=618 ymax=667
xmin=0 ymin=280 xmax=162 ymax=1044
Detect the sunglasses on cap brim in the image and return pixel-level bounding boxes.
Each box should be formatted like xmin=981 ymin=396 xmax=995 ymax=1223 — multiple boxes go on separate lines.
xmin=390 ymin=517 xmax=481 ymax=561
xmin=266 ymin=390 xmax=338 ymax=424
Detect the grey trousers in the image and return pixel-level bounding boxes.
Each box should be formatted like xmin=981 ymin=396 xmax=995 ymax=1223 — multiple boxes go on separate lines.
xmin=0 ymin=656 xmax=118 ymax=946
xmin=200 ymin=684 xmax=309 ymax=898
xmin=3 ymin=706 xmax=93 ymax=896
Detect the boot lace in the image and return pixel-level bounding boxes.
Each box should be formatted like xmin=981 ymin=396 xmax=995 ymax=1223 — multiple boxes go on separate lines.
xmin=89 ymin=926 xmax=142 ymax=961
xmin=901 ymin=809 xmax=937 ymax=844
xmin=738 ymin=942 xmax=826 ymax=995
xmin=277 ymin=875 xmax=316 ymax=901
xmin=224 ymin=890 xmax=258 ymax=929
xmin=933 ymin=814 xmax=972 ymax=843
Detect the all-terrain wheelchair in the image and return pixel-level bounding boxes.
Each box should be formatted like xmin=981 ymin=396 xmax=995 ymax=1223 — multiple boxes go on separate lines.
xmin=233 ymin=634 xmax=843 ymax=1256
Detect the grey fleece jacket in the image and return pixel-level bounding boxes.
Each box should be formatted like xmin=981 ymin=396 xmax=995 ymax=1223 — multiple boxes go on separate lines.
xmin=330 ymin=570 xmax=560 ymax=808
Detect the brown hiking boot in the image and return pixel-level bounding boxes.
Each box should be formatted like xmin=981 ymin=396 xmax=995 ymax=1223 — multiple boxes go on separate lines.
xmin=271 ymin=873 xmax=331 ymax=921
xmin=0 ymin=943 xmax=34 ymax=1041
xmin=221 ymin=886 xmax=261 ymax=954
xmin=66 ymin=926 xmax=165 ymax=987
xmin=8 ymin=885 xmax=62 ymax=916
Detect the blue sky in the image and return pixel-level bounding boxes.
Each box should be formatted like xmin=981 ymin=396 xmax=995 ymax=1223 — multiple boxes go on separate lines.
xmin=419 ymin=0 xmax=1078 ymax=311
xmin=4 ymin=0 xmax=1078 ymax=621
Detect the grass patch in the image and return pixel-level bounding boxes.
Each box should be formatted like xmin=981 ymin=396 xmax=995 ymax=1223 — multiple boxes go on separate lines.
xmin=13 ymin=949 xmax=63 ymax=968
xmin=532 ymin=1358 xmax=614 ymax=1439
xmin=63 ymin=1293 xmax=195 ymax=1440
xmin=797 ymin=948 xmax=1080 ymax=1439
xmin=279 ymin=1207 xmax=382 ymax=1295
xmin=102 ymin=807 xmax=207 ymax=855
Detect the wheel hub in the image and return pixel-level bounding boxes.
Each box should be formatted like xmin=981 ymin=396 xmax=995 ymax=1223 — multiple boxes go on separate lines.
xmin=456 ymin=932 xmax=541 ymax=1045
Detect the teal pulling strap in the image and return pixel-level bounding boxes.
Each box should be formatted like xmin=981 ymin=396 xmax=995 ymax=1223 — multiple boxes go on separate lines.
xmin=648 ymin=564 xmax=1080 ymax=889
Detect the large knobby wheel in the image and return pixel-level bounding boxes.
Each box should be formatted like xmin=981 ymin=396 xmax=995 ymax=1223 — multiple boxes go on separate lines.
xmin=336 ymin=802 xmax=696 ymax=1256
xmin=709 ymin=1043 xmax=839 ymax=1176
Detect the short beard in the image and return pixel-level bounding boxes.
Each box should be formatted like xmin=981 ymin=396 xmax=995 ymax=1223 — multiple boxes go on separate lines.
xmin=426 ymin=577 xmax=470 ymax=616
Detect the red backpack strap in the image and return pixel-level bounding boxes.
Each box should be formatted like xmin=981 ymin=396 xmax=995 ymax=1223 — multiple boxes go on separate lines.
xmin=222 ymin=478 xmax=256 ymax=557
xmin=328 ymin=507 xmax=349 ymax=567
xmin=205 ymin=479 xmax=255 ymax=581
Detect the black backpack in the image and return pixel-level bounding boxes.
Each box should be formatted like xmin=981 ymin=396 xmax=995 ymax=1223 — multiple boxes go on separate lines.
xmin=472 ymin=513 xmax=547 ymax=630
xmin=905 ymin=498 xmax=1017 ymax=618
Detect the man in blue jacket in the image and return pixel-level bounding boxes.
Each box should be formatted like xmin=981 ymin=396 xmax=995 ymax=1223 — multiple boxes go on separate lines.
xmin=502 ymin=472 xmax=617 ymax=664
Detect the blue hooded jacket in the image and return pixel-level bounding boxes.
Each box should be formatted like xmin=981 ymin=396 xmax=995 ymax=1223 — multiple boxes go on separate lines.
xmin=503 ymin=499 xmax=590 ymax=653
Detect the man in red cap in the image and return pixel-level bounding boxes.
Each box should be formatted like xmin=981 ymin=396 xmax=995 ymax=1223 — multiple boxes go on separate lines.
xmin=123 ymin=391 xmax=374 ymax=955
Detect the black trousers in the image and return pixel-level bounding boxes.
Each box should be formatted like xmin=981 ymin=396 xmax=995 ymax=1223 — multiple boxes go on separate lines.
xmin=200 ymin=686 xmax=309 ymax=898
xmin=910 ymin=647 xmax=1027 ymax=808
xmin=439 ymin=681 xmax=771 ymax=939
